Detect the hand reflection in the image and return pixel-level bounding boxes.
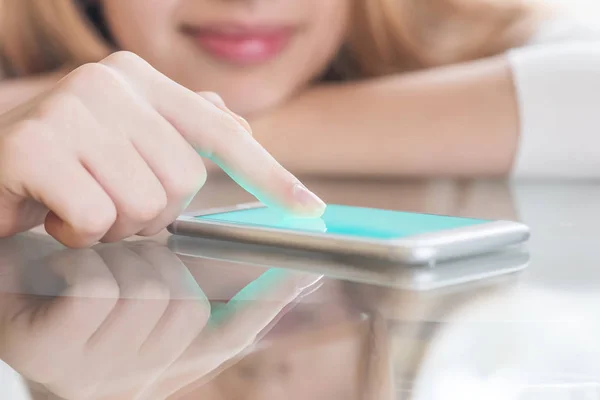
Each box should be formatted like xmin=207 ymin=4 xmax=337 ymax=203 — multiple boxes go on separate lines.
xmin=0 ymin=239 xmax=322 ymax=400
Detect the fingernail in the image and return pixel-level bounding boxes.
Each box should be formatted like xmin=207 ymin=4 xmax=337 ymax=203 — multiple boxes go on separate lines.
xmin=292 ymin=184 xmax=326 ymax=215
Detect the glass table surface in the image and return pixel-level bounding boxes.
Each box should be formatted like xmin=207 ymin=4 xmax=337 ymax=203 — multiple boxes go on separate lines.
xmin=1 ymin=178 xmax=599 ymax=400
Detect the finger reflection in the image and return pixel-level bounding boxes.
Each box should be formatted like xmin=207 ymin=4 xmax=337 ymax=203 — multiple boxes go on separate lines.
xmin=0 ymin=235 xmax=323 ymax=400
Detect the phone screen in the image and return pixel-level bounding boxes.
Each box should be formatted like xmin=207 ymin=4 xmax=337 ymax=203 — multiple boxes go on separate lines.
xmin=195 ymin=205 xmax=488 ymax=240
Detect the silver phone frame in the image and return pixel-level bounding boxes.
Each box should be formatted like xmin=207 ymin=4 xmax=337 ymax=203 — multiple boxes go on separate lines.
xmin=167 ymin=202 xmax=530 ymax=264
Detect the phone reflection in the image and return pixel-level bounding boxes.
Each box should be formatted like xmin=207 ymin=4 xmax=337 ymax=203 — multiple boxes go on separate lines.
xmin=168 ymin=235 xmax=529 ymax=400
xmin=168 ymin=236 xmax=529 ymax=292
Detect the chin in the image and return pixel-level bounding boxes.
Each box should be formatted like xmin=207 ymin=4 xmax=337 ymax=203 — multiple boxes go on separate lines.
xmin=222 ymin=89 xmax=294 ymax=117
xmin=186 ymin=74 xmax=301 ymax=116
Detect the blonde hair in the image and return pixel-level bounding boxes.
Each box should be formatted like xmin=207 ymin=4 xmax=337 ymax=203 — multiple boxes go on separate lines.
xmin=0 ymin=0 xmax=541 ymax=78
xmin=0 ymin=0 xmax=109 ymax=75
xmin=344 ymin=0 xmax=542 ymax=77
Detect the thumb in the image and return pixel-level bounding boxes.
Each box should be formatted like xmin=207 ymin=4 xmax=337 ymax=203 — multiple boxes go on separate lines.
xmin=0 ymin=196 xmax=49 ymax=238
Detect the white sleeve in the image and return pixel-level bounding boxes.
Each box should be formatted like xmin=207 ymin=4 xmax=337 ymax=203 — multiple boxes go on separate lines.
xmin=508 ymin=19 xmax=600 ymax=178
xmin=0 ymin=360 xmax=31 ymax=400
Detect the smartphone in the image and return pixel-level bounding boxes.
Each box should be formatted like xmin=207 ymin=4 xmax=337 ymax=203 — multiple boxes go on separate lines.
xmin=168 ymin=236 xmax=530 ymax=291
xmin=167 ymin=203 xmax=530 ymax=264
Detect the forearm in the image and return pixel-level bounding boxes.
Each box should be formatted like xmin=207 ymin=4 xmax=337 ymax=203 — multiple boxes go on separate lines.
xmin=251 ymin=56 xmax=519 ymax=178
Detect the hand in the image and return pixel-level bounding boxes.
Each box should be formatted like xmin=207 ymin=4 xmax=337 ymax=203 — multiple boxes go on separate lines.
xmin=0 ymin=51 xmax=326 ymax=248
xmin=0 ymin=238 xmax=322 ymax=400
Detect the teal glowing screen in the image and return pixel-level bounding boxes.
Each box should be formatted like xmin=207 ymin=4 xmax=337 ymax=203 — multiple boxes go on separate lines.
xmin=195 ymin=205 xmax=487 ymax=240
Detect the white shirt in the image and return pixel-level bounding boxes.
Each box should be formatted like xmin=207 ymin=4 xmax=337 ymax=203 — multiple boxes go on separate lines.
xmin=508 ymin=18 xmax=600 ymax=178
xmin=0 ymin=360 xmax=30 ymax=400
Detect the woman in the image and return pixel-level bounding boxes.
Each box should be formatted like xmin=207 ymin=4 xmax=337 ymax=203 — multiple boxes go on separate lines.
xmin=0 ymin=0 xmax=598 ymax=248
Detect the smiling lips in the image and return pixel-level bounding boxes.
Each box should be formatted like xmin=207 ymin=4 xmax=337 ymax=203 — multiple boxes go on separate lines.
xmin=184 ymin=24 xmax=296 ymax=65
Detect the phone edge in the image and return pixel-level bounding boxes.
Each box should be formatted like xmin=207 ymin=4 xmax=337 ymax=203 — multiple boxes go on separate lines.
xmin=168 ymin=214 xmax=529 ymax=264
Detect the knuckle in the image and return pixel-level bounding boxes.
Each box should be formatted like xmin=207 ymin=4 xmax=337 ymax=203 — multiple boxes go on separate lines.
xmin=136 ymin=226 xmax=163 ymax=238
xmin=122 ymin=192 xmax=167 ymax=223
xmin=222 ymin=116 xmax=249 ymax=145
xmin=189 ymin=300 xmax=211 ymax=327
xmin=63 ymin=284 xmax=120 ymax=325
xmin=102 ymin=51 xmax=147 ymax=69
xmin=172 ymin=299 xmax=211 ymax=329
xmin=70 ymin=203 xmax=117 ymax=238
xmin=219 ymin=112 xmax=246 ymax=135
xmin=167 ymin=163 xmax=207 ymax=199
xmin=66 ymin=62 xmax=118 ymax=90
xmin=197 ymin=164 xmax=208 ymax=189
xmin=77 ymin=278 xmax=121 ymax=303
xmin=127 ymin=279 xmax=170 ymax=301
xmin=205 ymin=113 xmax=246 ymax=156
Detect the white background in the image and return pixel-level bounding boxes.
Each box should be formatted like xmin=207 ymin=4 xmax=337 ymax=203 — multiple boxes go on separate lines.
xmin=548 ymin=0 xmax=600 ymax=18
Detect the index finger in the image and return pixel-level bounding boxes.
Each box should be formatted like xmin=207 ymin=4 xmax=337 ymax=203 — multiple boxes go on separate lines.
xmin=194 ymin=268 xmax=322 ymax=362
xmin=101 ymin=53 xmax=326 ymax=217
